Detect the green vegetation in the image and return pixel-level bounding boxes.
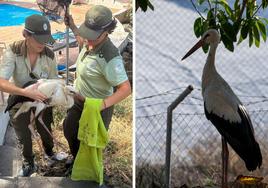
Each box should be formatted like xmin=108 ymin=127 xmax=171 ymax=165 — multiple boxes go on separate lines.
xmin=192 ymin=0 xmax=268 ymax=52
xmin=136 ymin=0 xmax=154 ymax=11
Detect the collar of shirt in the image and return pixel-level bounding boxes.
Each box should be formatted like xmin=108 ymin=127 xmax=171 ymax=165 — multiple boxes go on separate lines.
xmin=81 ymin=38 xmax=110 ymax=61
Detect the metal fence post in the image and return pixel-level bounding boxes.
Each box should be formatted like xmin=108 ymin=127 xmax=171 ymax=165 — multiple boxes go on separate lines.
xmin=165 ymin=85 xmax=194 ymax=188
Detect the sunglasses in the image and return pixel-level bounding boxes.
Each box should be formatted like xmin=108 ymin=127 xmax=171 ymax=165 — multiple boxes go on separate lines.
xmin=29 ymin=72 xmax=40 ymax=80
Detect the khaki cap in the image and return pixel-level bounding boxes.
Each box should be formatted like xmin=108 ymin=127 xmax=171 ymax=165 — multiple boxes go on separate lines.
xmin=25 ymin=14 xmax=55 ymax=45
xmin=78 ymin=5 xmax=114 ymax=40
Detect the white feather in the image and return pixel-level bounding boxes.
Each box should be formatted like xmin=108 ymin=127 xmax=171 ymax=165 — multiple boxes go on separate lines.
xmin=203 ymin=85 xmax=241 ymax=123
xmin=14 ymin=102 xmax=37 ymax=119
xmin=15 ymin=79 xmax=75 ymax=118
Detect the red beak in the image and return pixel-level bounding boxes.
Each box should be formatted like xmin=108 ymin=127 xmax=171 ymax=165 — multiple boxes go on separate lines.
xmin=181 ymin=39 xmax=205 ymax=61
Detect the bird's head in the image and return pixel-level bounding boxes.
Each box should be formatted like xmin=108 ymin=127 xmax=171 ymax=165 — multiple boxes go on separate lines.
xmin=63 ymin=85 xmax=76 ymax=109
xmin=202 ymin=29 xmax=221 ymax=44
xmin=64 ymin=85 xmax=77 ymax=96
xmin=181 ymin=29 xmax=220 ymax=61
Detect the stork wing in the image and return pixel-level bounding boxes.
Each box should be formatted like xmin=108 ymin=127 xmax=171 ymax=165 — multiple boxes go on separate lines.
xmin=5 ymin=81 xmax=37 ymax=112
xmin=35 ymin=103 xmax=47 ymax=117
xmin=203 ymin=87 xmax=241 ymax=123
xmin=205 ymin=103 xmax=262 ymax=171
xmin=204 ymin=89 xmax=262 ymax=171
xmin=13 ymin=102 xmax=36 ymax=119
xmin=5 ymin=95 xmax=33 ymax=113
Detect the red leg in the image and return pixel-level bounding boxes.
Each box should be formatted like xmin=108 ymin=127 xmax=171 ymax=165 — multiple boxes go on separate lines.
xmin=222 ymin=137 xmax=229 ymax=188
xmin=37 ymin=111 xmax=66 ymax=151
xmin=28 ymin=110 xmax=44 ymax=155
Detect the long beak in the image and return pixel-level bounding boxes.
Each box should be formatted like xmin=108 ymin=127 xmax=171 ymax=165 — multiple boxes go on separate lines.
xmin=181 ymin=39 xmax=205 ymax=61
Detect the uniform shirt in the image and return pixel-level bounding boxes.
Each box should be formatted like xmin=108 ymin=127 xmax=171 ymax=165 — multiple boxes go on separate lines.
xmin=0 ymin=40 xmax=58 ymax=87
xmin=74 ymin=38 xmax=128 ymax=99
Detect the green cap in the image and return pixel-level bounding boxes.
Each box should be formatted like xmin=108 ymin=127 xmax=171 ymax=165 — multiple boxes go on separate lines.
xmin=78 ymin=5 xmax=114 ymax=40
xmin=25 ymin=14 xmax=55 ymax=45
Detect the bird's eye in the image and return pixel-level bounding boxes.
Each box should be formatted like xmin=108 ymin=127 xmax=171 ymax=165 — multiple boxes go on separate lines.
xmin=204 ymin=34 xmax=210 ymax=39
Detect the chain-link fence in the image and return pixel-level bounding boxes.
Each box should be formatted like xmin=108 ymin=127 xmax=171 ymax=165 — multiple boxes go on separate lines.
xmin=136 ymin=88 xmax=268 ymax=187
xmin=136 ymin=0 xmax=268 ymax=187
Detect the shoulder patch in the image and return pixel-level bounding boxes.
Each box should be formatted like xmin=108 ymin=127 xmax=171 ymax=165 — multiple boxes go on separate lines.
xmin=9 ymin=40 xmax=55 ymax=60
xmin=99 ymin=39 xmax=119 ymax=62
xmin=9 ymin=40 xmax=26 ymax=56
xmin=42 ymin=47 xmax=55 ymax=60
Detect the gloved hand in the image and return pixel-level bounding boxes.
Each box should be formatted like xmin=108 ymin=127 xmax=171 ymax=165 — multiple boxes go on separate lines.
xmin=64 ymin=14 xmax=75 ymax=30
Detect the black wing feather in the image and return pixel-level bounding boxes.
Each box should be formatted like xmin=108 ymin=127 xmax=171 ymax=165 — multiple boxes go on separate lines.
xmin=204 ymin=103 xmax=262 ymax=171
xmin=5 ymin=80 xmax=37 ymax=112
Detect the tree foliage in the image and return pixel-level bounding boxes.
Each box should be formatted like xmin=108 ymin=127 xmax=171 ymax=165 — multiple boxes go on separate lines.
xmin=192 ymin=0 xmax=268 ymax=52
xmin=136 ymin=0 xmax=154 ymax=11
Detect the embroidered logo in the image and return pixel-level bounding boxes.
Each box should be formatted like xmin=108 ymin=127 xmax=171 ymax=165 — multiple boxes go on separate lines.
xmin=43 ymin=23 xmax=48 ymax=31
xmin=88 ymin=18 xmax=95 ymax=25
xmin=115 ymin=63 xmax=123 ymax=73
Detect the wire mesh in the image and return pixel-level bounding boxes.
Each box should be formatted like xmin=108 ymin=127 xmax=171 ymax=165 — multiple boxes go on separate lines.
xmin=136 ymin=0 xmax=268 ymax=187
xmin=136 ymin=89 xmax=268 ymax=187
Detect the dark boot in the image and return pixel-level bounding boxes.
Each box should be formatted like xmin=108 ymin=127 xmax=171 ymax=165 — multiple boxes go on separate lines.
xmin=18 ymin=158 xmax=37 ymax=177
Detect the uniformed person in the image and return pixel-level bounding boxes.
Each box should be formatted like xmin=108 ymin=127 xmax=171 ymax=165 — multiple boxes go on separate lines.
xmin=0 ymin=14 xmax=58 ymax=176
xmin=63 ymin=5 xmax=131 ymax=160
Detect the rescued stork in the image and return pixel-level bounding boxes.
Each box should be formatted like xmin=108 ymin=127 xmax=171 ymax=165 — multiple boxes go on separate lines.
xmin=6 ymin=79 xmax=75 ymax=115
xmin=181 ymin=29 xmax=262 ymax=188
xmin=5 ymin=79 xmax=75 ymax=155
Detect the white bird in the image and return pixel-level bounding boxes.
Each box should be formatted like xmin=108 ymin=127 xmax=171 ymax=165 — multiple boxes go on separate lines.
xmin=5 ymin=79 xmax=75 ymax=156
xmin=12 ymin=79 xmax=75 ymax=118
xmin=182 ymin=29 xmax=262 ymax=188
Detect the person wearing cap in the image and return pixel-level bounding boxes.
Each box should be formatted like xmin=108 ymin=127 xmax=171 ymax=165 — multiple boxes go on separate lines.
xmin=0 ymin=14 xmax=58 ymax=176
xmin=63 ymin=5 xmax=131 ymax=161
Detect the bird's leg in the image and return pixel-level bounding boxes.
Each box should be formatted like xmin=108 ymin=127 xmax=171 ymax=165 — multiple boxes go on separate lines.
xmin=37 ymin=111 xmax=57 ymax=152
xmin=28 ymin=110 xmax=44 ymax=161
xmin=37 ymin=111 xmax=65 ymax=151
xmin=28 ymin=110 xmax=38 ymax=139
xmin=221 ymin=137 xmax=229 ymax=188
xmin=37 ymin=111 xmax=54 ymax=139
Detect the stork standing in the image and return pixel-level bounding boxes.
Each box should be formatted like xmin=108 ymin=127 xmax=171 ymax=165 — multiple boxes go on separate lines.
xmin=181 ymin=29 xmax=262 ymax=188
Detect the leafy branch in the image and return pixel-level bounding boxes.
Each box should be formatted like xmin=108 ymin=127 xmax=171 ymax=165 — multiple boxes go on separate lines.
xmin=136 ymin=0 xmax=154 ymax=12
xmin=192 ymin=0 xmax=268 ymax=52
xmin=191 ymin=0 xmax=206 ymax=19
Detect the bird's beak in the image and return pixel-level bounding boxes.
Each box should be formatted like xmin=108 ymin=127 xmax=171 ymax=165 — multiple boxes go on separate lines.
xmin=65 ymin=86 xmax=77 ymax=96
xmin=181 ymin=39 xmax=205 ymax=61
xmin=68 ymin=90 xmax=76 ymax=95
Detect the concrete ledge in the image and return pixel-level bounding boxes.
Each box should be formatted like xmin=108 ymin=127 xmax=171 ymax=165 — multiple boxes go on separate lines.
xmin=0 ymin=177 xmax=16 ymax=188
xmin=0 ymin=176 xmax=107 ymax=188
xmin=18 ymin=177 xmax=103 ymax=188
xmin=0 ymin=146 xmax=20 ymax=177
xmin=0 ymin=95 xmax=10 ymax=145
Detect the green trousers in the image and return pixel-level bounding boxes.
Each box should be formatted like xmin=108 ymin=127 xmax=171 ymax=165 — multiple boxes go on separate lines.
xmin=9 ymin=106 xmax=54 ymax=163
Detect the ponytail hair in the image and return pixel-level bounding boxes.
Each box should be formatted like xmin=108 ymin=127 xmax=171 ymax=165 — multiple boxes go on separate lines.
xmin=104 ymin=18 xmax=117 ymax=34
